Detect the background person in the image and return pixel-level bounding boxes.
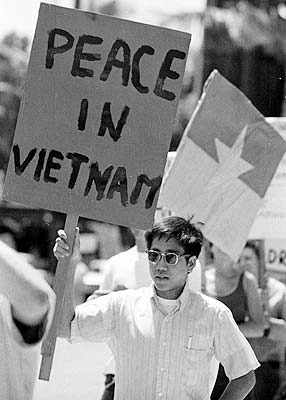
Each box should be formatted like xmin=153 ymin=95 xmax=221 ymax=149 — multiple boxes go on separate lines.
xmin=0 ymin=227 xmax=55 ymax=400
xmin=239 ymin=241 xmax=286 ymax=400
xmin=54 ymin=216 xmax=259 ymax=400
xmin=204 ymin=244 xmax=265 ymax=400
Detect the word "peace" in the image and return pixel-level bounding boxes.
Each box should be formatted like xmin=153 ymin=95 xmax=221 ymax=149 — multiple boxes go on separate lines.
xmin=46 ymin=28 xmax=186 ymax=102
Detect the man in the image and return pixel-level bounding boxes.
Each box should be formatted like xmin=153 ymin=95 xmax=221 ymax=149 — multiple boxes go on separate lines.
xmin=54 ymin=216 xmax=259 ymax=400
xmin=97 ymin=227 xmax=203 ymax=399
xmin=0 ymin=234 xmax=55 ymax=400
xmin=239 ymin=241 xmax=286 ymax=400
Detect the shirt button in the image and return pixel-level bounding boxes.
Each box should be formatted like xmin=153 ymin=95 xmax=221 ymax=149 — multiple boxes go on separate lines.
xmin=158 ymin=393 xmax=163 ymax=397
xmin=160 ymin=367 xmax=164 ymax=372
xmin=163 ymin=342 xmax=167 ymax=346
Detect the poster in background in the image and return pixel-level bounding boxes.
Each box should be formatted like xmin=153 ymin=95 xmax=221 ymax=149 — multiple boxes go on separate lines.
xmin=3 ymin=3 xmax=191 ymax=230
xmin=249 ymin=118 xmax=286 ymax=282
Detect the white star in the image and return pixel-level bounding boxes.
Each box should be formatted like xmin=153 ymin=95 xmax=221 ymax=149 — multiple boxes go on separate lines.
xmin=188 ymin=125 xmax=255 ymax=222
xmin=206 ymin=125 xmax=254 ymax=191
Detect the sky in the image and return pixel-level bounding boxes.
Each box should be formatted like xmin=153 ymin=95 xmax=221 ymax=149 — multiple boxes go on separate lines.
xmin=0 ymin=0 xmax=207 ymax=41
xmin=0 ymin=0 xmax=73 ymax=40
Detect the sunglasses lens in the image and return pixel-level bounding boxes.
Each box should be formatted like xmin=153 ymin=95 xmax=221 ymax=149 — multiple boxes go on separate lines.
xmin=165 ymin=253 xmax=178 ymax=265
xmin=148 ymin=250 xmax=160 ymax=263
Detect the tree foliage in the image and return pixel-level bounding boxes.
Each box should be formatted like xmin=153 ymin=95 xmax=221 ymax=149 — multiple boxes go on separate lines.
xmin=0 ymin=32 xmax=29 ymax=172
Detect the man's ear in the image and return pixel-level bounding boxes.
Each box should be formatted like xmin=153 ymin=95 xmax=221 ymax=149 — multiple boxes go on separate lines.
xmin=187 ymin=256 xmax=197 ymax=274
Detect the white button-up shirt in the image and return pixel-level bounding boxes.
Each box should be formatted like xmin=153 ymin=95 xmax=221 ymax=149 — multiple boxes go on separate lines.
xmin=71 ymin=284 xmax=259 ymax=400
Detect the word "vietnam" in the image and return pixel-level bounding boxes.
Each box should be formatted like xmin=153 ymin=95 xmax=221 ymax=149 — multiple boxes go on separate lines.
xmin=12 ymin=145 xmax=162 ymax=209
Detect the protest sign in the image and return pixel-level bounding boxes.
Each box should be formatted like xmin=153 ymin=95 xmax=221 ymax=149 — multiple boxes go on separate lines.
xmin=159 ymin=70 xmax=286 ymax=262
xmin=2 ymin=3 xmax=191 ymax=379
xmin=264 ymin=239 xmax=286 ymax=282
xmin=249 ymin=118 xmax=286 ymax=240
xmin=3 ymin=3 xmax=190 ymax=230
xmin=249 ymin=118 xmax=286 ymax=281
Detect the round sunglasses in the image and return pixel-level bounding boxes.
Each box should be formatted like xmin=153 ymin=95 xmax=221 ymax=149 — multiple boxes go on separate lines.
xmin=146 ymin=250 xmax=190 ymax=266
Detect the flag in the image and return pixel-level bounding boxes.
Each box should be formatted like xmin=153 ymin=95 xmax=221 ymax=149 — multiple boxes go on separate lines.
xmin=159 ymin=70 xmax=286 ymax=261
xmin=155 ymin=151 xmax=176 ymax=221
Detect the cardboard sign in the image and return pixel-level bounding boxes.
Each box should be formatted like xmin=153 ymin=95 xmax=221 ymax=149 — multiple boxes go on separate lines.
xmin=248 ymin=118 xmax=286 ymax=281
xmin=264 ymin=238 xmax=286 ymax=273
xmin=249 ymin=118 xmax=286 ymax=240
xmin=3 ymin=3 xmax=191 ymax=230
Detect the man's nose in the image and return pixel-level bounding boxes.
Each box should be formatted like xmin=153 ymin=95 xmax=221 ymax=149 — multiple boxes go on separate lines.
xmin=156 ymin=255 xmax=168 ymax=270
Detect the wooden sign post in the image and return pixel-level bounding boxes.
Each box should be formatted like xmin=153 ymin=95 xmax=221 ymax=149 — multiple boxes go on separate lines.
xmin=3 ymin=3 xmax=191 ymax=380
xmin=39 ymin=213 xmax=78 ymax=380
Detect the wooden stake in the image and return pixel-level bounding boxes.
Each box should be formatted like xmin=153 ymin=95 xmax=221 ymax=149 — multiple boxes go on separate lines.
xmin=39 ymin=213 xmax=79 ymax=381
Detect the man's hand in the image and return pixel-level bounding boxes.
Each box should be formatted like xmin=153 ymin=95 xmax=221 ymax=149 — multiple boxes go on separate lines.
xmin=53 ymin=227 xmax=80 ymax=261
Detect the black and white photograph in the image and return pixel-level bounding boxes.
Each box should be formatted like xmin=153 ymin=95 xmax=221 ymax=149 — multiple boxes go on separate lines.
xmin=0 ymin=0 xmax=286 ymax=399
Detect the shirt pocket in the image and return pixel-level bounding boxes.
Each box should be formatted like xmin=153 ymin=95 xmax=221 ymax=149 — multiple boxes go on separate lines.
xmin=182 ymin=348 xmax=209 ymax=399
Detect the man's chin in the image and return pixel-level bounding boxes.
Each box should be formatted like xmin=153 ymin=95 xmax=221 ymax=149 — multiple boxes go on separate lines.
xmin=154 ymin=279 xmax=172 ymax=293
xmin=154 ymin=276 xmax=169 ymax=286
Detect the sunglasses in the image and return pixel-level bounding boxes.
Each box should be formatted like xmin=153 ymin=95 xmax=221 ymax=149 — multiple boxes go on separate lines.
xmin=146 ymin=250 xmax=190 ymax=266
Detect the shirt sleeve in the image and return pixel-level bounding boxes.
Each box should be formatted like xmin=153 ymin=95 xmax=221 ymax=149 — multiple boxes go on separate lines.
xmin=213 ymin=307 xmax=260 ymax=380
xmin=71 ymin=291 xmax=118 ymax=343
xmin=0 ymin=289 xmax=55 ymax=348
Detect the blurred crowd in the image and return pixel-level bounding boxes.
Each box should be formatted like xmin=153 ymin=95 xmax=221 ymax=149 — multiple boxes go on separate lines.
xmin=53 ymin=223 xmax=286 ymax=400
xmin=0 ymin=216 xmax=285 ymax=399
xmin=205 ymin=241 xmax=286 ymax=400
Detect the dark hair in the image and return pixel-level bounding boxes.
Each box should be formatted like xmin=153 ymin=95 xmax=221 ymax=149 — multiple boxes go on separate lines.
xmin=145 ymin=216 xmax=203 ymax=258
xmin=244 ymin=240 xmax=260 ymax=260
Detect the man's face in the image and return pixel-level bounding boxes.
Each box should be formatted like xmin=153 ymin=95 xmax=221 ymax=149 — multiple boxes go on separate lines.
xmin=148 ymin=236 xmax=194 ymax=299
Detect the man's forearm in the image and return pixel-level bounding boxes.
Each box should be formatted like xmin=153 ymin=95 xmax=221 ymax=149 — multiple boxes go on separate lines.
xmin=219 ymin=370 xmax=255 ymax=400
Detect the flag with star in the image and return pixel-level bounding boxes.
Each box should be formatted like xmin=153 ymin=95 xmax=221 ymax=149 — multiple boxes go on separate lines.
xmin=160 ymin=70 xmax=286 ymax=261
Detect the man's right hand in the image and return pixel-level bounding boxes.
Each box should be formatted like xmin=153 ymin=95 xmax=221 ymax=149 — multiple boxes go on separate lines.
xmin=53 ymin=228 xmax=80 ymax=261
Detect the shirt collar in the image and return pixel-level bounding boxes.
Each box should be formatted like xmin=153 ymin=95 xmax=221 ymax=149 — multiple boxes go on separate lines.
xmin=148 ymin=282 xmax=190 ymax=314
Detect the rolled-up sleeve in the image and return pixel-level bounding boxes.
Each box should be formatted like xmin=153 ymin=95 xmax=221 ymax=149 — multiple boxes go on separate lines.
xmin=71 ymin=292 xmax=118 ymax=343
xmin=213 ymin=308 xmax=260 ymax=380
